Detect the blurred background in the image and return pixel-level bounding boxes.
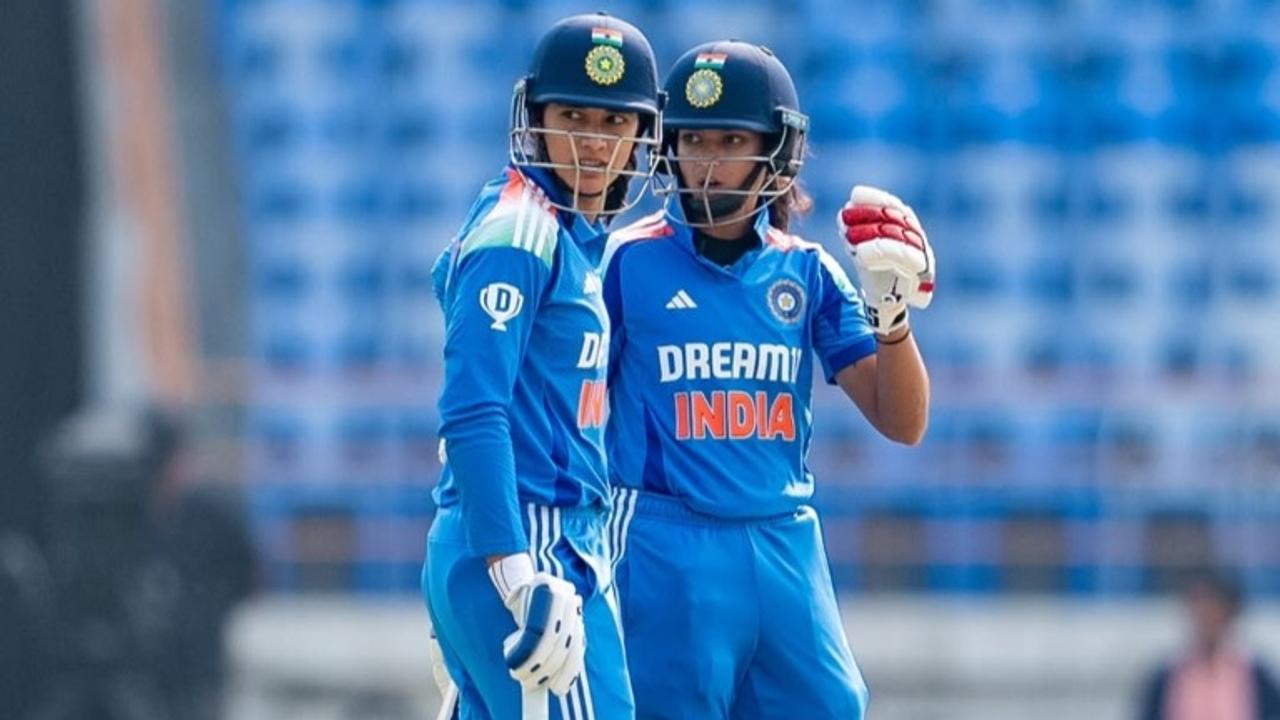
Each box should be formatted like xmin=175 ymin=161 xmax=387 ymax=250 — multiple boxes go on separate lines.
xmin=3 ymin=0 xmax=1279 ymax=718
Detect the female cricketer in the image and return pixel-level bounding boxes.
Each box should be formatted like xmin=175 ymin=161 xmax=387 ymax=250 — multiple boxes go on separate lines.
xmin=602 ymin=40 xmax=935 ymax=719
xmin=423 ymin=13 xmax=662 ymax=720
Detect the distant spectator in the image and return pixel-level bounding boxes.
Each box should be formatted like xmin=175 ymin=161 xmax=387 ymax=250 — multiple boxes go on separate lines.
xmin=29 ymin=406 xmax=256 ymax=720
xmin=1140 ymin=569 xmax=1280 ymax=720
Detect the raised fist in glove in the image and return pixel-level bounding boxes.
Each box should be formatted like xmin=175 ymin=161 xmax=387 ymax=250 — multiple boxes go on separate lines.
xmin=489 ymin=553 xmax=587 ymax=696
xmin=839 ymin=185 xmax=935 ymax=335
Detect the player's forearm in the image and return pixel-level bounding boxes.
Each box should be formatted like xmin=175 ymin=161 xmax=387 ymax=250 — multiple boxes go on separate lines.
xmin=872 ymin=327 xmax=929 ymax=445
xmin=439 ymin=405 xmax=529 ymax=557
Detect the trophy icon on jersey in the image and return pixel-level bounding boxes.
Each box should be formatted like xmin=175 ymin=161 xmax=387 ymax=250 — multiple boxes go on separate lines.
xmin=479 ymin=282 xmax=525 ymax=331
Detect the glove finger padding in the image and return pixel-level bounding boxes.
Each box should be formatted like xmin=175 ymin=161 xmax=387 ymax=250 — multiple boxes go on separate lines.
xmin=545 ymin=597 xmax=587 ymax=696
xmin=503 ymin=575 xmax=587 ymax=696
xmin=839 ymin=185 xmax=935 ymax=312
xmin=504 ymin=586 xmax=570 ymax=682
xmin=840 ymin=206 xmax=927 ymax=251
xmin=847 ymin=184 xmax=926 ymax=237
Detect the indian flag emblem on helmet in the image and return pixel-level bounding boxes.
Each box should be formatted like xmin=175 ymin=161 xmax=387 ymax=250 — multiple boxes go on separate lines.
xmin=590 ymin=27 xmax=623 ymax=48
xmin=694 ymin=52 xmax=727 ymax=70
xmin=586 ymin=44 xmax=626 ymax=86
xmin=686 ymin=68 xmax=723 ymax=109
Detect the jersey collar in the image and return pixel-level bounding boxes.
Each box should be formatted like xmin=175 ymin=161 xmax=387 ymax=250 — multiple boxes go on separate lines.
xmin=664 ymin=200 xmax=775 ymax=276
xmin=515 ymin=165 xmax=609 ymax=263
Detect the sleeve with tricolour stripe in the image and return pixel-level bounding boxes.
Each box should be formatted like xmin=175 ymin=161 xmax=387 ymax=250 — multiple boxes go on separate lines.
xmin=811 ymin=248 xmax=877 ymax=384
xmin=436 ymin=205 xmax=559 ymax=557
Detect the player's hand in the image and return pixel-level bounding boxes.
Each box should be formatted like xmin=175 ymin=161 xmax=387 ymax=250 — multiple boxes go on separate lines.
xmin=839 ymin=185 xmax=935 ymax=335
xmin=489 ymin=553 xmax=587 ymax=696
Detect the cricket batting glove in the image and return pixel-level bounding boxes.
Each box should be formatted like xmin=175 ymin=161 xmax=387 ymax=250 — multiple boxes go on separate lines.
xmin=489 ymin=553 xmax=587 ymax=696
xmin=839 ymin=185 xmax=936 ymax=335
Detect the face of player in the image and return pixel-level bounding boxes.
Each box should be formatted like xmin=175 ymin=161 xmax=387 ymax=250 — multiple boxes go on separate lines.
xmin=541 ymin=103 xmax=641 ymax=210
xmin=1186 ymin=583 xmax=1235 ymax=653
xmin=675 ymin=129 xmax=769 ymax=228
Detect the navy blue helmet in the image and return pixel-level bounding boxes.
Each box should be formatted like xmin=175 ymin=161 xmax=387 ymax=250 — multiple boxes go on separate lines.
xmin=658 ymin=40 xmax=809 ymax=226
xmin=509 ymin=13 xmax=664 ymax=216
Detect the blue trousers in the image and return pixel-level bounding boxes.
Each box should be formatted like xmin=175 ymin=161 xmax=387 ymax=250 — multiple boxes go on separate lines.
xmin=610 ymin=489 xmax=868 ymax=720
xmin=423 ymin=503 xmax=634 ymax=720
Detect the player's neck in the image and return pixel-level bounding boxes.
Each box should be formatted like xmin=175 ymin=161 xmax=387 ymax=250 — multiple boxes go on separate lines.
xmin=576 ymin=197 xmax=606 ymax=226
xmin=699 ymin=217 xmax=754 ymax=241
xmin=693 ymin=225 xmax=759 ymax=267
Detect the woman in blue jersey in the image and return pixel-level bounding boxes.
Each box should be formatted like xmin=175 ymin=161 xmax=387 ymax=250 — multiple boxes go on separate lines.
xmin=424 ymin=13 xmax=662 ymax=720
xmin=602 ymin=41 xmax=934 ymax=719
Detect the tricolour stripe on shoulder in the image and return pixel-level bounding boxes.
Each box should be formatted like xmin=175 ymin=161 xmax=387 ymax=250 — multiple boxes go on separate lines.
xmin=459 ymin=170 xmax=560 ymax=268
xmin=764 ymin=227 xmax=822 ymax=253
xmin=601 ymin=211 xmax=671 ymax=272
xmin=610 ymin=210 xmax=671 ymax=242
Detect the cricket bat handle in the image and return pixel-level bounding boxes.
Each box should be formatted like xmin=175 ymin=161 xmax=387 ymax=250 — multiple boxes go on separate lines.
xmin=523 ymin=687 xmax=549 ymax=720
xmin=435 ymin=683 xmax=459 ymax=720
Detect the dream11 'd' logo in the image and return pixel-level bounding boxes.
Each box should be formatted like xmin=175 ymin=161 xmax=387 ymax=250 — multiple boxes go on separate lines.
xmin=479 ymin=282 xmax=524 ymax=331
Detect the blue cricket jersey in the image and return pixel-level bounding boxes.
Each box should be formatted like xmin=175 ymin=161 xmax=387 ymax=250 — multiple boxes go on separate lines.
xmin=432 ymin=166 xmax=610 ymax=557
xmin=602 ymin=205 xmax=876 ymax=519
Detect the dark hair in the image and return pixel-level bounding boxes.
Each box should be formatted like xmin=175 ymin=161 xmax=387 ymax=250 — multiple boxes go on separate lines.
xmin=1187 ymin=567 xmax=1244 ymax=618
xmin=768 ymin=178 xmax=812 ymax=232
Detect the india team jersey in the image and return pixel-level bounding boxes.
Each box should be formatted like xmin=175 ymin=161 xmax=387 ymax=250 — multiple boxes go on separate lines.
xmin=602 ymin=207 xmax=877 ymax=519
xmin=432 ymin=166 xmax=610 ymax=557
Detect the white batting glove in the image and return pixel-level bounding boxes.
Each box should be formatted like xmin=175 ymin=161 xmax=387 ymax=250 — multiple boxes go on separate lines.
xmin=838 ymin=185 xmax=936 ymax=335
xmin=489 ymin=553 xmax=587 ymax=697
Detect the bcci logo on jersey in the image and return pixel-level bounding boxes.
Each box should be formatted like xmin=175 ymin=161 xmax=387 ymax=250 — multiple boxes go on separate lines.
xmin=768 ymin=280 xmax=805 ymax=324
xmin=479 ymin=282 xmax=524 ymax=331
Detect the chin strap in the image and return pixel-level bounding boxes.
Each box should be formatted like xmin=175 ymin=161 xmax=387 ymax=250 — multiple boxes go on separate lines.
xmin=679 ymin=161 xmax=767 ymax=225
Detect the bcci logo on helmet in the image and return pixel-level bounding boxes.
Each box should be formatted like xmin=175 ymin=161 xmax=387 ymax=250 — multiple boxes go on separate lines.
xmin=585 ymin=45 xmax=625 ymax=86
xmin=585 ymin=26 xmax=626 ymax=86
xmin=685 ymin=69 xmax=723 ymax=108
xmin=767 ymin=279 xmax=805 ymax=324
xmin=479 ymin=282 xmax=524 ymax=331
xmin=686 ymin=52 xmax=726 ymax=108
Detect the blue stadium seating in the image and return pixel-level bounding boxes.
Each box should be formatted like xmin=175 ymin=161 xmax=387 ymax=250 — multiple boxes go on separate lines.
xmin=220 ymin=0 xmax=1280 ymax=595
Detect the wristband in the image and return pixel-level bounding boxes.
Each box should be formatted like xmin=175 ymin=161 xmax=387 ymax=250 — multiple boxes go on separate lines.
xmin=877 ymin=327 xmax=912 ymax=346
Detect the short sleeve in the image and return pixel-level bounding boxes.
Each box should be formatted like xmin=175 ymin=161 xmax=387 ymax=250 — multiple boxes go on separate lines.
xmin=810 ymin=248 xmax=877 ymax=384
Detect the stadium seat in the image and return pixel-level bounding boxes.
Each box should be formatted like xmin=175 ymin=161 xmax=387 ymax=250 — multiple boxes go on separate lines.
xmin=261 ymin=333 xmax=313 ymax=372
xmin=1024 ymin=255 xmax=1075 ymax=307
xmin=251 ymin=180 xmax=313 ymax=223
xmin=257 ymin=261 xmax=310 ymax=301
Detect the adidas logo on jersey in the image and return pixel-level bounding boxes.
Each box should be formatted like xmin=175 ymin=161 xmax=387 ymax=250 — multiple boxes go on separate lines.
xmin=665 ymin=289 xmax=697 ymax=310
